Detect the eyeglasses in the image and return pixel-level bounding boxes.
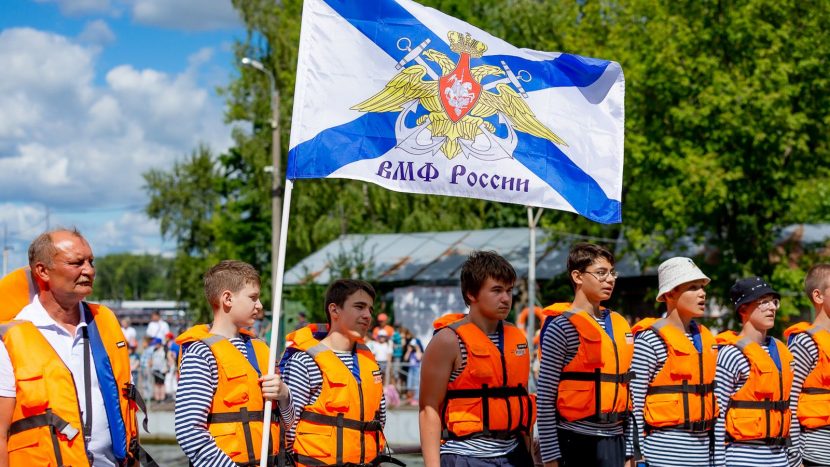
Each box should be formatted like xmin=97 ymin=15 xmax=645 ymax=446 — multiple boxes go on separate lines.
xmin=583 ymin=269 xmax=619 ymax=282
xmin=756 ymin=298 xmax=780 ymax=309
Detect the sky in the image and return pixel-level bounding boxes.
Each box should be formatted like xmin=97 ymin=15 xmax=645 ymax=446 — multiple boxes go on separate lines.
xmin=0 ymin=0 xmax=246 ymax=271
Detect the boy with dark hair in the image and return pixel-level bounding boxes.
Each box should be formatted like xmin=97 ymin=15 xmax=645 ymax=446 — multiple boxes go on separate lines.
xmin=280 ymin=279 xmax=398 ymax=467
xmin=420 ymin=251 xmax=535 ymax=467
xmin=175 ymin=260 xmax=291 ymax=467
xmin=715 ymin=277 xmax=792 ymax=467
xmin=784 ymin=264 xmax=830 ymax=466
xmin=537 ymin=242 xmax=634 ymax=467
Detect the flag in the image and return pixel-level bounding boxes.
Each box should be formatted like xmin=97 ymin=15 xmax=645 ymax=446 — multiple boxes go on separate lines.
xmin=287 ymin=0 xmax=625 ymax=223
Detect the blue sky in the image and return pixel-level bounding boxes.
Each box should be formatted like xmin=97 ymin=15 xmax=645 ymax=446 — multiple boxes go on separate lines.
xmin=0 ymin=0 xmax=246 ymax=270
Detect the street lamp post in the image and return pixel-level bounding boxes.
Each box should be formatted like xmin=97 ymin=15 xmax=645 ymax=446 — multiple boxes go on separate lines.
xmin=241 ymin=57 xmax=282 ymax=311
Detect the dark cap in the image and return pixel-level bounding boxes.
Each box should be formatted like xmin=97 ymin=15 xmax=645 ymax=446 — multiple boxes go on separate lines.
xmin=730 ymin=276 xmax=780 ymax=310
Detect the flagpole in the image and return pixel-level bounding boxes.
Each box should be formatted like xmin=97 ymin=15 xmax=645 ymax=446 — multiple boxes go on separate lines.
xmin=525 ymin=206 xmax=543 ymax=389
xmin=260 ymin=178 xmax=294 ymax=467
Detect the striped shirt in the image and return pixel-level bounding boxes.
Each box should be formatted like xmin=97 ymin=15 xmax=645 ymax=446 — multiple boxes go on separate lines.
xmin=630 ymin=328 xmax=712 ymax=466
xmin=714 ymin=340 xmax=789 ymax=467
xmin=788 ymin=331 xmax=830 ymax=465
xmin=537 ymin=311 xmax=633 ymax=463
xmin=439 ymin=329 xmax=520 ymax=457
xmin=281 ymin=347 xmax=387 ymax=450
xmin=175 ymin=336 xmax=294 ymax=467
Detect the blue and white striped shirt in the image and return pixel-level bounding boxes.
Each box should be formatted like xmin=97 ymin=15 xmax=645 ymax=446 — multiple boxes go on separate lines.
xmin=537 ymin=311 xmax=633 ymax=463
xmin=714 ymin=339 xmax=789 ymax=467
xmin=281 ymin=347 xmax=387 ymax=451
xmin=788 ymin=331 xmax=830 ymax=466
xmin=175 ymin=336 xmax=294 ymax=467
xmin=630 ymin=328 xmax=712 ymax=466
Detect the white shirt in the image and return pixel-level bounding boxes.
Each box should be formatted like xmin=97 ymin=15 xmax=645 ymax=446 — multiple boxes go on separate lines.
xmin=121 ymin=325 xmax=137 ymax=348
xmin=145 ymin=319 xmax=170 ymax=340
xmin=367 ymin=339 xmax=392 ymax=362
xmin=0 ymin=296 xmax=116 ymax=466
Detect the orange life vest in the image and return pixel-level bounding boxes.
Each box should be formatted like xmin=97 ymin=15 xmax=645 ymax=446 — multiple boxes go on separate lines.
xmin=0 ymin=267 xmax=37 ymax=322
xmin=433 ymin=314 xmax=535 ymax=442
xmin=716 ymin=331 xmax=793 ymax=446
xmin=176 ymin=325 xmax=283 ymax=466
xmin=784 ymin=322 xmax=830 ymax=429
xmin=284 ymin=324 xmax=387 ymax=467
xmin=555 ymin=309 xmax=634 ymax=423
xmin=632 ymin=318 xmax=718 ymax=432
xmin=0 ymin=303 xmax=143 ymax=466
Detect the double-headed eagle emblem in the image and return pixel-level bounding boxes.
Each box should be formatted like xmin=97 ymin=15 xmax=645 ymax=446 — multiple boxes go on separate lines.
xmin=352 ymin=31 xmax=567 ymax=160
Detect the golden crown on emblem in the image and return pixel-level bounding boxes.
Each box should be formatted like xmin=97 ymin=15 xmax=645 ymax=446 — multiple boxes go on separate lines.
xmin=448 ymin=31 xmax=487 ymax=58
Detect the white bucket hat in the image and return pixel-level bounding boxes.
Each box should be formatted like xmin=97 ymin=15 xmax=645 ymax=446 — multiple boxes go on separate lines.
xmin=656 ymin=257 xmax=710 ymax=302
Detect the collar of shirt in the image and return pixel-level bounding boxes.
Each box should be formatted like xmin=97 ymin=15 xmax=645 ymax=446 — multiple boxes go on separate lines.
xmin=16 ymin=295 xmax=88 ymax=338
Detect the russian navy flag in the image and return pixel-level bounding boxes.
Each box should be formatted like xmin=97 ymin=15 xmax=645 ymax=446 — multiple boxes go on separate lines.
xmin=287 ymin=0 xmax=625 ymax=223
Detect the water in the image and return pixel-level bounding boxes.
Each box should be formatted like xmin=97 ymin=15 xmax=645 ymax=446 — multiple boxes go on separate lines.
xmin=142 ymin=443 xmax=425 ymax=466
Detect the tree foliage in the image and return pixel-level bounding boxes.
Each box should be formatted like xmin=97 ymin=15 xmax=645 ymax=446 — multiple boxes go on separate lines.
xmin=90 ymin=253 xmax=175 ymax=301
xmin=144 ymin=0 xmax=830 ymax=325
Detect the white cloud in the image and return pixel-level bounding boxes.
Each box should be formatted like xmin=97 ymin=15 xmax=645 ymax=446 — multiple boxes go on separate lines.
xmin=0 ymin=27 xmax=231 ymax=260
xmin=34 ymin=0 xmax=116 ymax=16
xmin=78 ymin=20 xmax=116 ymax=48
xmin=130 ymin=0 xmax=242 ymax=31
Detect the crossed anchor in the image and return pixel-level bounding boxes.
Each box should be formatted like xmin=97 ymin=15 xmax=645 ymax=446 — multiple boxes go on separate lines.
xmin=394 ymin=37 xmax=526 ymax=160
xmin=395 ymin=37 xmax=532 ymax=98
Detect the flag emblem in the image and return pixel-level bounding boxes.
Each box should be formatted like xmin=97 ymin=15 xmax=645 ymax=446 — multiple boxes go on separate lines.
xmin=352 ymin=31 xmax=566 ymax=161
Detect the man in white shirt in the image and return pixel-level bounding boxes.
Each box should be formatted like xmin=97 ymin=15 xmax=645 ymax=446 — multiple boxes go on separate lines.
xmin=145 ymin=311 xmax=169 ymax=341
xmin=0 ymin=228 xmax=144 ymax=466
xmin=120 ymin=317 xmax=137 ymax=349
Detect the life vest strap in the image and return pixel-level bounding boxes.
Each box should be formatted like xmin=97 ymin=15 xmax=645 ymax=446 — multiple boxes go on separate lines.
xmin=802 ymin=387 xmax=830 ymax=395
xmin=728 ymin=399 xmax=789 ymax=411
xmin=294 ymin=452 xmax=403 ymax=467
xmin=8 ymin=410 xmax=80 ymax=440
xmin=299 ymin=411 xmax=383 ymax=432
xmin=122 ymin=382 xmax=151 ymax=433
xmin=561 ymin=370 xmax=635 ymax=384
xmin=445 ymin=385 xmax=530 ymax=399
xmin=645 ymin=418 xmax=716 ymax=433
xmin=207 ymin=410 xmax=272 ymax=424
xmin=647 ymin=382 xmax=715 ymax=396
xmin=441 ymin=383 xmax=533 ymax=441
xmin=728 ymin=435 xmax=792 ymax=447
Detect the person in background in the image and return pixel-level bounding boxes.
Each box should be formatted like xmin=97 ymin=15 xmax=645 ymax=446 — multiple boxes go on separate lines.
xmin=120 ymin=317 xmax=137 ymax=350
xmin=369 ymin=329 xmax=394 ymax=384
xmin=146 ymin=310 xmax=170 ymax=341
xmin=138 ymin=336 xmax=154 ymax=400
xmin=392 ymin=324 xmax=404 ymax=386
xmin=372 ymin=312 xmax=394 ymax=340
xmin=149 ymin=337 xmax=168 ymax=402
xmin=402 ymin=327 xmax=424 ymax=405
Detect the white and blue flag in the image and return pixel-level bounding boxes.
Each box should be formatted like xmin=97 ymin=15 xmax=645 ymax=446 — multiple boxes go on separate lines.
xmin=287 ymin=0 xmax=625 ymax=223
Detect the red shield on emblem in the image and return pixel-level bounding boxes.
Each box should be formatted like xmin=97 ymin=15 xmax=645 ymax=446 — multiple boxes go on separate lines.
xmin=439 ymin=53 xmax=481 ymax=123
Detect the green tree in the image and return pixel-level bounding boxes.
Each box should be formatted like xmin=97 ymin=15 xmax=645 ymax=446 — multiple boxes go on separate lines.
xmin=90 ymin=253 xmax=175 ymax=301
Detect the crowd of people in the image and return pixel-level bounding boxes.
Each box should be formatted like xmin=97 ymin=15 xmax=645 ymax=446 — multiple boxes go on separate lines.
xmin=3 ymin=229 xmax=830 ymax=467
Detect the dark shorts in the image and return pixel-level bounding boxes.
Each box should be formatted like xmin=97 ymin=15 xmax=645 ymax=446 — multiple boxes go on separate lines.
xmin=440 ymin=443 xmax=532 ymax=467
xmin=152 ymin=371 xmax=165 ymax=385
xmin=558 ymin=429 xmax=626 ymax=467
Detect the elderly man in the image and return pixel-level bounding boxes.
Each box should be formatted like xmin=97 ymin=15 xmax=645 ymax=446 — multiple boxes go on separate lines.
xmin=0 ymin=229 xmax=151 ymax=466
